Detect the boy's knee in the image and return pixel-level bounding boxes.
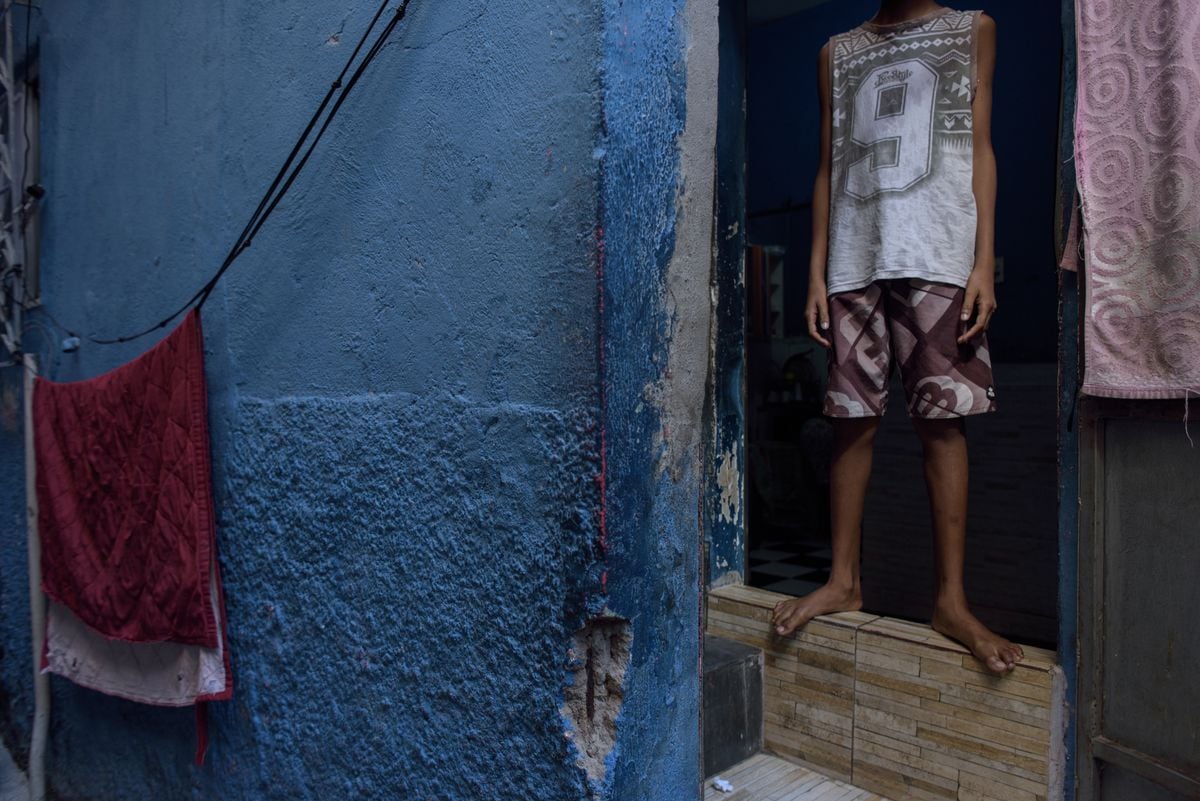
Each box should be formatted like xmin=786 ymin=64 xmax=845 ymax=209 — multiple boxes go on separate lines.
xmin=911 ymin=416 xmax=965 ymax=445
xmin=832 ymin=415 xmax=882 ymax=444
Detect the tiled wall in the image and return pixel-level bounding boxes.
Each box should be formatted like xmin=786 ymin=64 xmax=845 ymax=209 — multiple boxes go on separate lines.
xmin=707 ymin=585 xmax=1062 ymax=801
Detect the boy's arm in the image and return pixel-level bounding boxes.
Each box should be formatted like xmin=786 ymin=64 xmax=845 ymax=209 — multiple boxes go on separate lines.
xmin=806 ymin=41 xmax=833 ymax=348
xmin=959 ymin=12 xmax=998 ymax=344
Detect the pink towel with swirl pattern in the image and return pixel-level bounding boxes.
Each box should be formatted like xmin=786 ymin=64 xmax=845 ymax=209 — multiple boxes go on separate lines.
xmin=1074 ymin=0 xmax=1200 ymax=397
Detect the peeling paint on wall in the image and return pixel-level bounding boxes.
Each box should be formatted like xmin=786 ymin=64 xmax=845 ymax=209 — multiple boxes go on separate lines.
xmin=653 ymin=0 xmax=720 ymax=486
xmin=596 ymin=0 xmax=715 ymax=796
xmin=716 ymin=447 xmax=741 ymax=526
xmin=704 ymin=0 xmax=749 ymax=593
xmin=0 ymin=0 xmax=730 ymax=798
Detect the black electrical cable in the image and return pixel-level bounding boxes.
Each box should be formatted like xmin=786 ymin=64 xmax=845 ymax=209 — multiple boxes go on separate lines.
xmin=2 ymin=2 xmax=39 ymax=294
xmin=90 ymin=0 xmax=410 ymax=345
xmin=92 ymin=0 xmax=400 ymax=344
xmin=191 ymin=0 xmax=410 ymax=311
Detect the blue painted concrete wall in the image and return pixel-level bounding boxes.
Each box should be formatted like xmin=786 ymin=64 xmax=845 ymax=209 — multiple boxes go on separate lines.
xmin=0 ymin=1 xmax=703 ymax=798
xmin=597 ymin=0 xmax=702 ymax=797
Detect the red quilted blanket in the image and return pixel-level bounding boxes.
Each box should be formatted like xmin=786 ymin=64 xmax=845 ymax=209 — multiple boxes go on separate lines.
xmin=34 ymin=309 xmax=219 ymax=647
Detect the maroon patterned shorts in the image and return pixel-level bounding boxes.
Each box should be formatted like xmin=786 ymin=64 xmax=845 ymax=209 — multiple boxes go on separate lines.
xmin=822 ymin=279 xmax=997 ymax=419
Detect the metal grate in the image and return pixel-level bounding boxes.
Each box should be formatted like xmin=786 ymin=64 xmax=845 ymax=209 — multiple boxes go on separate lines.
xmin=0 ymin=2 xmax=36 ymax=358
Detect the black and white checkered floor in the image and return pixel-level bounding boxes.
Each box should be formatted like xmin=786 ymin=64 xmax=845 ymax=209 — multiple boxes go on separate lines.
xmin=747 ymin=536 xmax=832 ymax=597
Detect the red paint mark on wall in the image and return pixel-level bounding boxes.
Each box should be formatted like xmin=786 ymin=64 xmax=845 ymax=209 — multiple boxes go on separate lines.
xmin=595 ymin=222 xmax=609 ymax=560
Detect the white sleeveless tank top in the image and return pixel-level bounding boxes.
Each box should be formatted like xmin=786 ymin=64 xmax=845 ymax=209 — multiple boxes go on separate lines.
xmin=825 ymin=7 xmax=983 ymax=295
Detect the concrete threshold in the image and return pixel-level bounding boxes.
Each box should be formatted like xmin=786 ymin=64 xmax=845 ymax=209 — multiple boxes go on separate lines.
xmin=706 ymin=752 xmax=891 ymax=800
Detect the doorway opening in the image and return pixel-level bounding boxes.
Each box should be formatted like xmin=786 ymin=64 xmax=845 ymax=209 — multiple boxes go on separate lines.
xmin=738 ymin=0 xmax=1062 ymax=651
xmin=701 ymin=2 xmax=1074 ymax=796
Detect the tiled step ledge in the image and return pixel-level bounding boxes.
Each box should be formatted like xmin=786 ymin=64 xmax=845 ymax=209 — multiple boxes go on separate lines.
xmin=707 ymin=584 xmax=1064 ymax=801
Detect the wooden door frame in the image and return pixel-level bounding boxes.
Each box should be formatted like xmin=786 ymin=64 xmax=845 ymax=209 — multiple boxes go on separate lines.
xmin=1076 ymin=398 xmax=1200 ymax=801
xmin=1062 ymin=3 xmax=1200 ymax=797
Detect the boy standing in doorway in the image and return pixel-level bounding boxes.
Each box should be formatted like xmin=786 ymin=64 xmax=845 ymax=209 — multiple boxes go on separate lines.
xmin=770 ymin=1 xmax=1024 ymax=675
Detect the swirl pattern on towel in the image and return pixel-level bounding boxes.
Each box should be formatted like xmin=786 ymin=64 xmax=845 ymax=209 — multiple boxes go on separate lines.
xmin=1076 ymin=0 xmax=1200 ymax=397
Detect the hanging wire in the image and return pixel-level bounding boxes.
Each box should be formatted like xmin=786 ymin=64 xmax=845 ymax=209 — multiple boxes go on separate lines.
xmin=189 ymin=0 xmax=411 ymax=313
xmin=88 ymin=0 xmax=412 ymax=345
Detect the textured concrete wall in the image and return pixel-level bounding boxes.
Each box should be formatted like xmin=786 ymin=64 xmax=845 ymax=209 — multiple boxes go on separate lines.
xmin=593 ymin=0 xmax=715 ymax=796
xmin=1 ymin=0 xmax=718 ymax=798
xmin=0 ymin=357 xmax=28 ymax=782
xmin=0 ymin=2 xmax=633 ymax=799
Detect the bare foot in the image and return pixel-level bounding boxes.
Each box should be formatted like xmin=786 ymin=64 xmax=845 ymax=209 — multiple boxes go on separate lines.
xmin=932 ymin=600 xmax=1025 ymax=675
xmin=772 ymin=582 xmax=862 ymax=637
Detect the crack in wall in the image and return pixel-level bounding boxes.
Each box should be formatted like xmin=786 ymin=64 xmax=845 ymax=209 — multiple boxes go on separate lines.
xmin=561 ymin=616 xmax=632 ymax=792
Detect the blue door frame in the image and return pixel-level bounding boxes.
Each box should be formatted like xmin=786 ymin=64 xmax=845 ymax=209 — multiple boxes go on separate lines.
xmin=705 ymin=0 xmax=749 ymax=589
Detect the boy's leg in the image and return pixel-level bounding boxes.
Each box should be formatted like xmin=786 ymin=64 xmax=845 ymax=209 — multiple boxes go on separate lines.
xmin=889 ymin=279 xmax=1022 ymax=674
xmin=773 ymin=283 xmax=889 ymax=637
xmin=772 ymin=417 xmax=875 ymax=636
xmin=912 ymin=417 xmax=1024 ymax=673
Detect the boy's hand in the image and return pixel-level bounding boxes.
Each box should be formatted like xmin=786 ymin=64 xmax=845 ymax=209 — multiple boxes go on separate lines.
xmin=958 ymin=267 xmax=997 ymax=344
xmin=806 ymin=281 xmax=831 ymax=347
